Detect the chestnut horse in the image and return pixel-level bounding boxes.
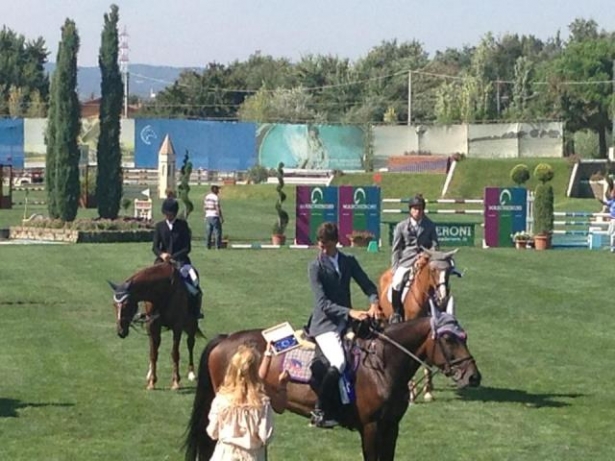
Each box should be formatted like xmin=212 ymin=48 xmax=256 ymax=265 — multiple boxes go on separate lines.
xmin=108 ymin=262 xmax=204 ymax=390
xmin=184 ymin=308 xmax=481 ymax=461
xmin=379 ymin=248 xmax=461 ymax=401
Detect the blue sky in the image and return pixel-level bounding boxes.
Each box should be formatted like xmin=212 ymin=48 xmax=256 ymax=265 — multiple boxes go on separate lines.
xmin=4 ymin=0 xmax=614 ymax=67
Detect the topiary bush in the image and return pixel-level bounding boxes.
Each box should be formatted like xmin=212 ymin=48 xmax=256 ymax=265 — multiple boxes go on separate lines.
xmin=533 ymin=163 xmax=554 ymax=236
xmin=510 ymin=164 xmax=530 ymax=186
xmin=272 ymin=162 xmax=289 ymax=236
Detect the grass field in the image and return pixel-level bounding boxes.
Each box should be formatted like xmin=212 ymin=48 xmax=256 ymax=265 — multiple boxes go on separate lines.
xmin=1 ymin=242 xmax=614 ymax=460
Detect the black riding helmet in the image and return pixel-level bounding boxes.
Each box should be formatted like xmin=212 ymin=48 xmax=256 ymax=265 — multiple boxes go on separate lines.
xmin=161 ymin=197 xmax=179 ymax=215
xmin=408 ymin=194 xmax=426 ymax=209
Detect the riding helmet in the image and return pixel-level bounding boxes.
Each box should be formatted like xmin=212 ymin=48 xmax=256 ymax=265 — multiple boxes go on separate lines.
xmin=408 ymin=194 xmax=426 ymax=209
xmin=161 ymin=197 xmax=179 ymax=215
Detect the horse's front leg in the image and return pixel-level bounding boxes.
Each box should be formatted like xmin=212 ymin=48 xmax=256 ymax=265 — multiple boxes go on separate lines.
xmin=360 ymin=422 xmax=379 ymax=461
xmin=171 ymin=330 xmax=182 ymax=390
xmin=146 ymin=321 xmax=162 ymax=390
xmin=377 ymin=421 xmax=400 ymax=461
xmin=186 ymin=332 xmax=196 ymax=382
xmin=423 ymin=367 xmax=434 ymax=402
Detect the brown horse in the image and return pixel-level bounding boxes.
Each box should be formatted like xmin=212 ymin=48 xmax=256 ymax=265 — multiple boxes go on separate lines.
xmin=108 ymin=262 xmax=204 ymax=390
xmin=184 ymin=308 xmax=481 ymax=461
xmin=379 ymin=249 xmax=460 ymax=321
xmin=379 ymin=248 xmax=461 ymax=402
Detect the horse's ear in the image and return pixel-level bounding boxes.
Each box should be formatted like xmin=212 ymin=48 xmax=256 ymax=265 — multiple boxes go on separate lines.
xmin=108 ymin=280 xmax=119 ymax=291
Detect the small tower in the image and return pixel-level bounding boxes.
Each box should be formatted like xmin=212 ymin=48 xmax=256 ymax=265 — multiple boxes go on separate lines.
xmin=158 ymin=134 xmax=176 ymax=198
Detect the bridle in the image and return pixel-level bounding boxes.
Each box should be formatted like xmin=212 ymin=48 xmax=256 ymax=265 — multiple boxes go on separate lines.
xmin=373 ymin=327 xmax=474 ymax=378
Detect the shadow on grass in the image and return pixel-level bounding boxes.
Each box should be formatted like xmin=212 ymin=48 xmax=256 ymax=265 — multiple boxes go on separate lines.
xmin=0 ymin=398 xmax=74 ymax=418
xmin=456 ymin=385 xmax=584 ymax=408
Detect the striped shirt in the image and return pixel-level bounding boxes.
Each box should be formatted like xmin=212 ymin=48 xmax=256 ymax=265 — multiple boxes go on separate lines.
xmin=204 ymin=193 xmax=220 ymax=218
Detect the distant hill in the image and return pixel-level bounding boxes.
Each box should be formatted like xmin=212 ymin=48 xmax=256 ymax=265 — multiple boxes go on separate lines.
xmin=44 ymin=63 xmax=201 ymax=100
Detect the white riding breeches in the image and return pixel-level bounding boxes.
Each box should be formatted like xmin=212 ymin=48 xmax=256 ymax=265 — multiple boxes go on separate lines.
xmin=392 ymin=265 xmax=413 ymax=291
xmin=314 ymin=331 xmax=346 ymax=373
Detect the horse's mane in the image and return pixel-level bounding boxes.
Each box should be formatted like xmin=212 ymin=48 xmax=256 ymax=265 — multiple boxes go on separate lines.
xmin=129 ymin=262 xmax=175 ymax=284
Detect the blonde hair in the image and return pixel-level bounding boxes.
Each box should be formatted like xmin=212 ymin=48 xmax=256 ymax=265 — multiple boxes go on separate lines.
xmin=217 ymin=344 xmax=266 ymax=408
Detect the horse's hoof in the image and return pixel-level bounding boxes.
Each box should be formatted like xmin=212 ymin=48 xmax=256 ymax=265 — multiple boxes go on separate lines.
xmin=146 ymin=383 xmax=155 ymax=391
xmin=188 ymin=371 xmax=196 ymax=381
xmin=423 ymin=392 xmax=434 ymax=402
xmin=171 ymin=382 xmax=181 ymax=390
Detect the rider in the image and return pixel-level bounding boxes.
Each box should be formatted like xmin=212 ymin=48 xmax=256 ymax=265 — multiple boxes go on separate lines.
xmin=390 ymin=194 xmax=439 ymax=324
xmin=306 ymin=222 xmax=381 ymax=428
xmin=152 ymin=192 xmax=203 ymax=320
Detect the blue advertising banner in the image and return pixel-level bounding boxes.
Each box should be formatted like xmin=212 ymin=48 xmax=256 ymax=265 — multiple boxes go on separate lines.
xmin=0 ymin=119 xmax=24 ymax=168
xmin=258 ymin=124 xmax=365 ymax=170
xmin=134 ymin=119 xmax=257 ymax=170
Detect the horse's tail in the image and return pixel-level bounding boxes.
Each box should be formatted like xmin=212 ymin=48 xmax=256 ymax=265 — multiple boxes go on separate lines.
xmin=183 ymin=333 xmax=228 ymax=461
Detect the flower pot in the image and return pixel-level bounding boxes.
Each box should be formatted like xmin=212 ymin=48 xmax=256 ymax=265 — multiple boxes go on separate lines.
xmin=533 ymin=234 xmax=551 ymax=251
xmin=271 ymin=234 xmax=286 ymax=245
xmin=515 ymin=240 xmax=528 ymax=249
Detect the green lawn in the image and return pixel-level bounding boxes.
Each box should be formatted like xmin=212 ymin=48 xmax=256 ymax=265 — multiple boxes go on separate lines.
xmin=0 ymin=243 xmax=614 ymax=460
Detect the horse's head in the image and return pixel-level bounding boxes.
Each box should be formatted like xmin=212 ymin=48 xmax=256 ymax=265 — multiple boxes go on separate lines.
xmin=417 ymin=248 xmax=462 ymax=314
xmin=426 ymin=302 xmax=481 ymax=389
xmin=108 ymin=280 xmax=138 ymax=338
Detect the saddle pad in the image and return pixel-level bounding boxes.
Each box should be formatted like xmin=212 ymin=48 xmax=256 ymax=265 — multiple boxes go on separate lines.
xmin=281 ymin=347 xmax=315 ymax=383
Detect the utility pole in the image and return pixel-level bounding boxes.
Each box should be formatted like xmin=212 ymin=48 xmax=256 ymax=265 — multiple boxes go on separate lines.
xmin=407 ymin=71 xmax=412 ymax=126
xmin=496 ymin=79 xmax=501 ymax=117
xmin=120 ymin=26 xmax=130 ymax=119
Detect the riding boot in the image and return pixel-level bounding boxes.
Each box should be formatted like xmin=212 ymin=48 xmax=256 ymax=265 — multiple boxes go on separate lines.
xmin=311 ymin=366 xmax=340 ymax=428
xmin=390 ymin=289 xmax=404 ymax=324
xmin=192 ymin=288 xmax=204 ymax=320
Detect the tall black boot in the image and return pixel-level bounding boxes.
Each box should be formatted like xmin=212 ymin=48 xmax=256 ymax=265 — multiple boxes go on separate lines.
xmin=311 ymin=366 xmax=340 ymax=428
xmin=192 ymin=288 xmax=204 ymax=320
xmin=390 ymin=289 xmax=404 ymax=324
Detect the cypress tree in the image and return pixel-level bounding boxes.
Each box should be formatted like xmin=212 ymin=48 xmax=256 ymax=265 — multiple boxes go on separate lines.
xmin=46 ymin=19 xmax=81 ymax=221
xmin=96 ymin=4 xmax=124 ymax=219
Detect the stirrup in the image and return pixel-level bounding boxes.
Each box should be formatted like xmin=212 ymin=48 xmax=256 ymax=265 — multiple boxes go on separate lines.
xmin=389 ymin=313 xmax=403 ymax=324
xmin=310 ymin=410 xmax=338 ymax=429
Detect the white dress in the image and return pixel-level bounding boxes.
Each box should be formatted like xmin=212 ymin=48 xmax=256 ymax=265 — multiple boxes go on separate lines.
xmin=206 ymin=393 xmax=273 ymax=461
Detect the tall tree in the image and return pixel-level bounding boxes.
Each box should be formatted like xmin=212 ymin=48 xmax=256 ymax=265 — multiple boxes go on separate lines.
xmin=96 ymin=4 xmax=124 ymax=219
xmin=46 ymin=19 xmax=81 ymax=221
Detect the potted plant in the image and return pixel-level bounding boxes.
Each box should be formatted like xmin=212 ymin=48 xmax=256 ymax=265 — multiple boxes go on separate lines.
xmin=272 ymin=162 xmax=288 ymax=245
xmin=511 ymin=231 xmax=531 ymax=249
xmin=347 ymin=230 xmax=375 ymax=247
xmin=533 ymin=163 xmax=555 ymax=250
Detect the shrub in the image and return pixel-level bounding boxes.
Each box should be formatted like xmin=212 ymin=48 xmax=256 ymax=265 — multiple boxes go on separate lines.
xmin=534 ymin=163 xmax=554 ymax=184
xmin=510 ymin=164 xmax=530 ymax=186
xmin=178 ymin=150 xmax=194 ymax=218
xmin=273 ymin=162 xmax=289 ymax=236
xmin=247 ymin=165 xmax=270 ymax=184
xmin=533 ymin=183 xmax=554 ymax=235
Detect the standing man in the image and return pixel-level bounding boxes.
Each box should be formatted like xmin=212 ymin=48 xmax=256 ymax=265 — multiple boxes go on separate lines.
xmin=390 ymin=194 xmax=439 ymax=324
xmin=204 ymin=185 xmax=224 ymax=249
xmin=306 ymin=222 xmax=381 ymax=428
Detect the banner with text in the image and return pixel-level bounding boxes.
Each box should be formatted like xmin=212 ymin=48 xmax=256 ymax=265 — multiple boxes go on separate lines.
xmin=484 ymin=187 xmax=527 ymax=247
xmin=338 ymin=186 xmax=381 ymax=246
xmin=296 ymin=186 xmax=339 ymax=245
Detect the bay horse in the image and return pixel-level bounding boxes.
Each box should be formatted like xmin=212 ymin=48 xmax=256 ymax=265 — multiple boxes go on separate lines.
xmin=379 ymin=248 xmax=461 ymax=401
xmin=108 ymin=261 xmax=204 ymax=390
xmin=184 ymin=307 xmax=481 ymax=461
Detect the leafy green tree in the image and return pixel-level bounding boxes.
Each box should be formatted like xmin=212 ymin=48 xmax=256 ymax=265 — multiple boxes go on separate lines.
xmin=0 ymin=27 xmax=49 ymax=116
xmin=238 ymin=86 xmax=322 ymax=123
xmin=96 ymin=4 xmax=124 ymax=219
xmin=546 ymin=33 xmax=615 ymax=157
xmin=46 ymin=19 xmax=81 ymax=221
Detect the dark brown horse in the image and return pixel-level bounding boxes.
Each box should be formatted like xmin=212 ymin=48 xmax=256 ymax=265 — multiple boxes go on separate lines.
xmin=184 ymin=308 xmax=481 ymax=461
xmin=108 ymin=262 xmax=203 ymax=390
xmin=379 ymin=249 xmax=461 ymax=402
